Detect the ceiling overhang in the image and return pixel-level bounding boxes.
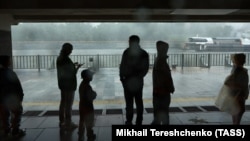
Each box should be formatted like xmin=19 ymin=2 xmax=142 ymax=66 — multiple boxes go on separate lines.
xmin=1 ymin=0 xmax=250 ymax=23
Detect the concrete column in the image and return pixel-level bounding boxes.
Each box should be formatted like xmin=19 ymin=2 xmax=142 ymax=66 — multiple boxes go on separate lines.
xmin=0 ymin=14 xmax=15 ymax=57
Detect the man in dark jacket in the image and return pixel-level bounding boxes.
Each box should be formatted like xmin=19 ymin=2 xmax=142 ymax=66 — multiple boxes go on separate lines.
xmin=56 ymin=43 xmax=83 ymax=129
xmin=119 ymin=35 xmax=149 ymax=125
xmin=0 ymin=55 xmax=26 ymax=137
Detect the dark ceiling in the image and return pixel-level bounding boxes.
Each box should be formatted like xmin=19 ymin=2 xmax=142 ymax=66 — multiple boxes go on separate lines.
xmin=1 ymin=0 xmax=250 ymax=23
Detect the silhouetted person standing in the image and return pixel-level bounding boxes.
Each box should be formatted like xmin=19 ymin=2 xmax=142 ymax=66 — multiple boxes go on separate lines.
xmin=224 ymin=53 xmax=249 ymax=125
xmin=56 ymin=43 xmax=82 ymax=129
xmin=0 ymin=55 xmax=26 ymax=138
xmin=78 ymin=69 xmax=96 ymax=141
xmin=119 ymin=35 xmax=149 ymax=125
xmin=151 ymin=41 xmax=175 ymax=125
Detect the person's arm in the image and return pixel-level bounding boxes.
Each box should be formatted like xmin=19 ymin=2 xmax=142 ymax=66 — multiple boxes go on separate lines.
xmin=75 ymin=62 xmax=84 ymax=74
xmin=224 ymin=74 xmax=241 ymax=89
xmin=87 ymin=86 xmax=97 ymax=101
xmin=169 ymin=72 xmax=175 ymax=94
xmin=224 ymin=70 xmax=248 ymax=90
xmin=245 ymin=74 xmax=249 ymax=99
xmin=119 ymin=51 xmax=126 ymax=81
xmin=160 ymin=63 xmax=175 ymax=94
xmin=14 ymin=72 xmax=24 ymax=101
xmin=138 ymin=52 xmax=149 ymax=78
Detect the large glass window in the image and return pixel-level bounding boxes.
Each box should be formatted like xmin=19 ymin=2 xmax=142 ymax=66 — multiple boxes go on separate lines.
xmin=11 ymin=22 xmax=250 ymax=110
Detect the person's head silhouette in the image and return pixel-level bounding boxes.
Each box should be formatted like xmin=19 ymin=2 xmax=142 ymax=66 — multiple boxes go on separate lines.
xmin=156 ymin=41 xmax=169 ymax=57
xmin=81 ymin=69 xmax=95 ymax=81
xmin=233 ymin=53 xmax=246 ymax=66
xmin=0 ymin=55 xmax=11 ymax=68
xmin=129 ymin=35 xmax=140 ymax=48
xmin=60 ymin=43 xmax=73 ymax=56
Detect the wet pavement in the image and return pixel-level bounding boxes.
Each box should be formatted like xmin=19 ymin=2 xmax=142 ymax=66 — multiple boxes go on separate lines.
xmin=17 ymin=66 xmax=250 ymax=110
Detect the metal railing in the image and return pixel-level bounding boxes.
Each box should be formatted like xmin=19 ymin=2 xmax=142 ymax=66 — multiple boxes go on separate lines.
xmin=12 ymin=53 xmax=250 ymax=71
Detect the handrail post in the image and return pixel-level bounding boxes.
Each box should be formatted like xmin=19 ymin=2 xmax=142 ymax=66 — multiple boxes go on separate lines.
xmin=37 ymin=55 xmax=40 ymax=72
xmin=181 ymin=53 xmax=184 ymax=70
xmin=97 ymin=54 xmax=100 ymax=71
xmin=208 ymin=53 xmax=211 ymax=68
xmin=196 ymin=54 xmax=198 ymax=67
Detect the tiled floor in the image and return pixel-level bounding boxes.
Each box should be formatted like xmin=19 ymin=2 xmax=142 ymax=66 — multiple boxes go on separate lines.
xmin=1 ymin=66 xmax=250 ymax=141
xmin=1 ymin=110 xmax=249 ymax=141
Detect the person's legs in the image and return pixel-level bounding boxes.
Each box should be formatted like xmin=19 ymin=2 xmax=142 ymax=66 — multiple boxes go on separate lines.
xmin=122 ymin=79 xmax=134 ymax=125
xmin=85 ymin=112 xmax=96 ymax=141
xmin=59 ymin=90 xmax=67 ymax=126
xmin=232 ymin=115 xmax=237 ymax=125
xmin=11 ymin=103 xmax=25 ymax=136
xmin=0 ymin=104 xmax=11 ymax=136
xmin=161 ymin=95 xmax=171 ymax=125
xmin=233 ymin=99 xmax=245 ymax=125
xmin=60 ymin=90 xmax=77 ymax=129
xmin=151 ymin=95 xmax=161 ymax=125
xmin=134 ymin=89 xmax=143 ymax=125
xmin=61 ymin=90 xmax=78 ymax=129
xmin=124 ymin=88 xmax=134 ymax=125
xmin=78 ymin=109 xmax=85 ymax=141
xmin=65 ymin=91 xmax=75 ymax=124
xmin=86 ymin=128 xmax=96 ymax=141
xmin=161 ymin=111 xmax=170 ymax=125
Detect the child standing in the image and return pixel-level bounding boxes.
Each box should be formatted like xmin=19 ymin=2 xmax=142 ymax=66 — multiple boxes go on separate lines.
xmin=78 ymin=69 xmax=97 ymax=141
